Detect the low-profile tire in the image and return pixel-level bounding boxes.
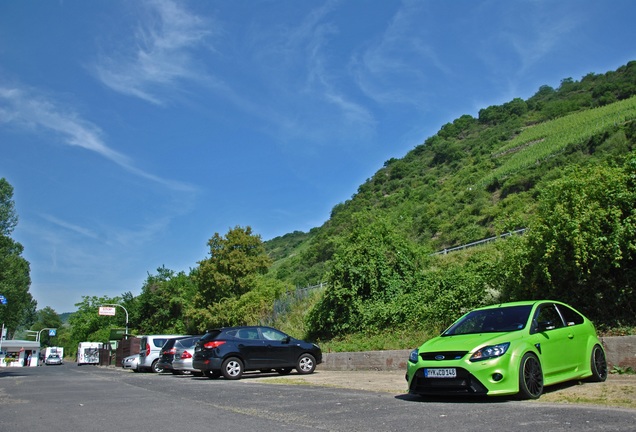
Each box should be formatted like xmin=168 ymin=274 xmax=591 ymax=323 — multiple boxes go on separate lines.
xmin=221 ymin=357 xmax=244 ymax=380
xmin=151 ymin=360 xmax=164 ymax=373
xmin=518 ymin=353 xmax=543 ymax=400
xmin=589 ymin=344 xmax=608 ymax=382
xmin=296 ymin=353 xmax=316 ymax=375
xmin=277 ymin=367 xmax=293 ymax=375
xmin=204 ymin=370 xmax=221 ymax=379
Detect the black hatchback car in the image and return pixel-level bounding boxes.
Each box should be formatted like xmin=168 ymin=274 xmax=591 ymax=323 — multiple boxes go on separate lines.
xmin=192 ymin=326 xmax=322 ymax=380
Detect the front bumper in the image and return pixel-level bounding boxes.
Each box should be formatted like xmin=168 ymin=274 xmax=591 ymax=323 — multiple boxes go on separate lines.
xmin=407 ymin=367 xmax=489 ymax=396
xmin=406 ymin=353 xmax=520 ymax=397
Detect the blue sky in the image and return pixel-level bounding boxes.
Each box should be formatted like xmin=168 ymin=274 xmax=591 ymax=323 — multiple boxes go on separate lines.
xmin=1 ymin=0 xmax=635 ymax=313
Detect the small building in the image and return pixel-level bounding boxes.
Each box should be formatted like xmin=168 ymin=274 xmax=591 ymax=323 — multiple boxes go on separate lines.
xmin=0 ymin=340 xmax=41 ymax=367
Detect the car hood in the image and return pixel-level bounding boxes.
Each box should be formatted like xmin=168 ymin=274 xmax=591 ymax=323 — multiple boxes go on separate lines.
xmin=419 ymin=331 xmax=523 ymax=352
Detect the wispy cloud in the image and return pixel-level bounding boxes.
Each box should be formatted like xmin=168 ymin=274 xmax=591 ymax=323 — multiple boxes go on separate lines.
xmin=92 ymin=0 xmax=215 ymax=105
xmin=0 ymin=83 xmax=196 ymax=192
xmin=351 ymin=1 xmax=448 ymax=107
xmin=41 ymin=214 xmax=100 ymax=240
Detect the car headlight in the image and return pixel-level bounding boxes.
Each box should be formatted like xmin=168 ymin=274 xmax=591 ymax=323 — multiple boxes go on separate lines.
xmin=469 ymin=342 xmax=510 ymax=362
xmin=409 ymin=349 xmax=419 ymax=363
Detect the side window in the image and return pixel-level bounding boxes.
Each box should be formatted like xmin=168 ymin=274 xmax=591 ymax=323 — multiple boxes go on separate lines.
xmin=261 ymin=328 xmax=287 ymax=341
xmin=556 ymin=304 xmax=584 ymax=326
xmin=154 ymin=338 xmax=168 ymax=348
xmin=237 ymin=329 xmax=260 ymax=340
xmin=534 ymin=304 xmax=565 ymax=331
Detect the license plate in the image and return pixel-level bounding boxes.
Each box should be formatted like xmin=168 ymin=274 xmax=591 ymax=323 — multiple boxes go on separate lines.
xmin=424 ymin=368 xmax=457 ymax=378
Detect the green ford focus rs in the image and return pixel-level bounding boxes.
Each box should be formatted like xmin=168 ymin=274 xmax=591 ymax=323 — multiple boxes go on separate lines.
xmin=406 ymin=300 xmax=607 ymax=399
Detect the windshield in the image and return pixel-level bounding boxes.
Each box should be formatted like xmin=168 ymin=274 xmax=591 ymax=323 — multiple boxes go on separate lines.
xmin=443 ymin=305 xmax=532 ymax=336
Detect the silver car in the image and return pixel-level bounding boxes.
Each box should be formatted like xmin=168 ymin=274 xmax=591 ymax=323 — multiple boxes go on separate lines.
xmin=138 ymin=334 xmax=187 ymax=373
xmin=45 ymin=354 xmax=63 ymax=365
xmin=171 ymin=336 xmax=203 ymax=376
xmin=122 ymin=354 xmax=139 ymax=372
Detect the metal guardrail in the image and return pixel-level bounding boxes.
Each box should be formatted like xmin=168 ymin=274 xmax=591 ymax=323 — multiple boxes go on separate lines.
xmin=431 ymin=228 xmax=527 ymax=255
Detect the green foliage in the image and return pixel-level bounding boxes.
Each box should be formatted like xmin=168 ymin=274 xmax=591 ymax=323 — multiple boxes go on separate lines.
xmin=498 ymin=154 xmax=636 ymax=324
xmin=0 ymin=178 xmax=35 ymax=337
xmin=186 ymin=226 xmax=275 ymax=331
xmin=66 ymin=295 xmax=126 ymax=356
xmin=30 ymin=306 xmax=64 ymax=347
xmin=134 ymin=266 xmax=197 ymax=334
xmin=195 ymin=226 xmax=272 ymax=304
xmin=306 ymin=215 xmax=425 ymax=339
xmin=189 ymin=275 xmax=290 ymax=333
xmin=0 ymin=178 xmax=18 ymax=236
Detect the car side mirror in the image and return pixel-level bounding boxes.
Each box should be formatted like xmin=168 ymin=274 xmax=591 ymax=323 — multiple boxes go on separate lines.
xmin=283 ymin=336 xmax=291 ymax=344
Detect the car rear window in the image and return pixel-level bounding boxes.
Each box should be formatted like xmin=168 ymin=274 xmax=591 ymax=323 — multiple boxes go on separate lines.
xmin=152 ymin=338 xmax=168 ymax=348
xmin=200 ymin=330 xmax=222 ymax=342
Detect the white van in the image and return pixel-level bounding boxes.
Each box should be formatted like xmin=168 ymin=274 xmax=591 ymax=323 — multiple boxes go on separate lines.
xmin=138 ymin=335 xmax=186 ymax=373
xmin=77 ymin=342 xmax=102 ymax=365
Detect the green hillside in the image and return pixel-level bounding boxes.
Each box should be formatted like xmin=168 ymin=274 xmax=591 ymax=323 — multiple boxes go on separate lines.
xmin=51 ymin=62 xmax=636 ymax=353
xmin=266 ymin=62 xmax=636 ymax=287
xmin=263 ymin=61 xmax=636 ymax=344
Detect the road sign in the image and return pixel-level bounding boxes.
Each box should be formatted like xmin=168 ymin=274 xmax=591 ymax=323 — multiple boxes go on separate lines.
xmin=98 ymin=306 xmax=116 ymax=316
xmin=49 ymin=329 xmax=57 ymax=336
xmin=0 ymin=294 xmax=7 ymax=305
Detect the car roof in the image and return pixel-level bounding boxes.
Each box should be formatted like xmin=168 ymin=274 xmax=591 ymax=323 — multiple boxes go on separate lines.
xmin=471 ymin=300 xmax=567 ymax=311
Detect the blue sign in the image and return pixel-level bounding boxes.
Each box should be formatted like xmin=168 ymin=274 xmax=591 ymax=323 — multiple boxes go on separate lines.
xmin=0 ymin=295 xmax=6 ymax=305
xmin=49 ymin=329 xmax=57 ymax=336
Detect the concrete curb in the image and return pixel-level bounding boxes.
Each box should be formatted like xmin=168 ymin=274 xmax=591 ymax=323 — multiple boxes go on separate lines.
xmin=321 ymin=335 xmax=636 ymax=371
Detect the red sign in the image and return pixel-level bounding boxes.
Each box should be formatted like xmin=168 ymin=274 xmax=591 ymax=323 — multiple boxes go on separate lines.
xmin=98 ymin=306 xmax=116 ymax=316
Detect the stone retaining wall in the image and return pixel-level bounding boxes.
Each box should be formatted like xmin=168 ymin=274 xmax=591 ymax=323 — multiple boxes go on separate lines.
xmin=320 ymin=335 xmax=636 ymax=371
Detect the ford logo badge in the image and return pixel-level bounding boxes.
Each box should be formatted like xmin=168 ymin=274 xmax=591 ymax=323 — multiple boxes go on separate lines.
xmin=435 ymin=355 xmax=445 ymax=360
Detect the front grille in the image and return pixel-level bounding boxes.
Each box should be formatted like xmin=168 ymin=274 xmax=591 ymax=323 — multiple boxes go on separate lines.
xmin=419 ymin=351 xmax=468 ymax=361
xmin=409 ymin=367 xmax=488 ymax=396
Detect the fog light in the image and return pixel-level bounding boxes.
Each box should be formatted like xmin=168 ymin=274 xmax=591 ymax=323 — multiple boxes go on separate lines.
xmin=492 ymin=373 xmax=503 ymax=382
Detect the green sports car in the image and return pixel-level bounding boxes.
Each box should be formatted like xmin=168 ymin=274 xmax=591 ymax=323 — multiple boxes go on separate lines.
xmin=406 ymin=300 xmax=607 ymax=399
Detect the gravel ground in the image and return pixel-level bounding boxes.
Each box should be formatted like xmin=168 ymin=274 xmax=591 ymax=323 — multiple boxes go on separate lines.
xmin=249 ymin=369 xmax=636 ymax=409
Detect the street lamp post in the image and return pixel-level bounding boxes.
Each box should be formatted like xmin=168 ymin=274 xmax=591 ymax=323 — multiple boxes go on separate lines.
xmin=99 ymin=304 xmax=129 ymax=338
xmin=37 ymin=328 xmax=56 ymax=342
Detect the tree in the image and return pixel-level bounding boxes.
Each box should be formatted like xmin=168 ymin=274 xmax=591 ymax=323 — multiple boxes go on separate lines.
xmin=134 ymin=266 xmax=197 ymax=334
xmin=0 ymin=178 xmax=35 ymax=337
xmin=30 ymin=306 xmax=63 ymax=346
xmin=0 ymin=179 xmax=18 ymax=236
xmin=307 ymin=215 xmax=422 ymax=339
xmin=66 ymin=295 xmax=124 ymax=356
xmin=499 ymin=155 xmax=636 ymax=325
xmin=195 ymin=226 xmax=272 ymax=304
xmin=187 ymin=226 xmax=273 ymax=331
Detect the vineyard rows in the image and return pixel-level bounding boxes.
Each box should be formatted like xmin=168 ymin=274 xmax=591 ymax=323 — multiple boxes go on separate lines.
xmin=481 ymin=96 xmax=636 ymax=186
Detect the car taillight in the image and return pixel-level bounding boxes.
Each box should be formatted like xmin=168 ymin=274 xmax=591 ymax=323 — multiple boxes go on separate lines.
xmin=180 ymin=351 xmax=192 ymax=359
xmin=167 ymin=348 xmax=176 ymax=355
xmin=145 ymin=345 xmax=150 ymax=356
xmin=203 ymin=341 xmax=226 ymax=349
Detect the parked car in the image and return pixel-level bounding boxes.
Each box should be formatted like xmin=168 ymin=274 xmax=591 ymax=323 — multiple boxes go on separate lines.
xmin=122 ymin=354 xmax=139 ymax=372
xmin=171 ymin=336 xmax=203 ymax=376
xmin=138 ymin=334 xmax=187 ymax=373
xmin=157 ymin=336 xmax=193 ymax=374
xmin=45 ymin=354 xmax=63 ymax=365
xmin=406 ymin=300 xmax=608 ymax=400
xmin=193 ymin=326 xmax=322 ymax=380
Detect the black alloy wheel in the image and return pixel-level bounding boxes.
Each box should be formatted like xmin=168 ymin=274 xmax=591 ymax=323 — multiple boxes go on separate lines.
xmin=590 ymin=344 xmax=608 ymax=382
xmin=518 ymin=352 xmax=543 ymax=399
